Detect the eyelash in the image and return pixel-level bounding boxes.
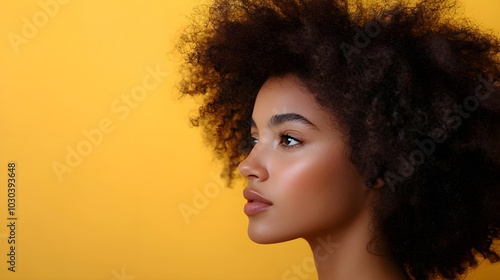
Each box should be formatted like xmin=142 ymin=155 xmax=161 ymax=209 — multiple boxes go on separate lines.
xmin=250 ymin=133 xmax=302 ymax=149
xmin=280 ymin=133 xmax=302 ymax=149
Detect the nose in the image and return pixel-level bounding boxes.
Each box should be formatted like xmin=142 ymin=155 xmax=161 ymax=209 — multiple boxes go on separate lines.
xmin=237 ymin=143 xmax=269 ymax=181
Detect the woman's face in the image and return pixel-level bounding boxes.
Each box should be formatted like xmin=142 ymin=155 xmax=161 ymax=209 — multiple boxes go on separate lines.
xmin=238 ymin=74 xmax=372 ymax=244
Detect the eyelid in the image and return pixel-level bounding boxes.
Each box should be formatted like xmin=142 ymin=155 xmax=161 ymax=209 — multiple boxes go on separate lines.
xmin=249 ymin=131 xmax=259 ymax=147
xmin=249 ymin=131 xmax=303 ymax=149
xmin=279 ymin=133 xmax=302 ymax=149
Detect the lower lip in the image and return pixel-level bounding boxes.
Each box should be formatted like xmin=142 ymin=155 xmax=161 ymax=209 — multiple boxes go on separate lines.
xmin=244 ymin=202 xmax=272 ymax=216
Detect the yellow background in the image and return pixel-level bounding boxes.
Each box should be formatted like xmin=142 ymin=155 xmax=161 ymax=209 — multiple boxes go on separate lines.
xmin=0 ymin=0 xmax=499 ymax=279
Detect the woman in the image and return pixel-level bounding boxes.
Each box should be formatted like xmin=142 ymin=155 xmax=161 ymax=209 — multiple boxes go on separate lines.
xmin=176 ymin=0 xmax=500 ymax=279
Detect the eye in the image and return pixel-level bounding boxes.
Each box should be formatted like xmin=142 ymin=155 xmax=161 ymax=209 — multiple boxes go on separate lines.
xmin=244 ymin=132 xmax=259 ymax=150
xmin=279 ymin=133 xmax=301 ymax=149
xmin=251 ymin=136 xmax=258 ymax=146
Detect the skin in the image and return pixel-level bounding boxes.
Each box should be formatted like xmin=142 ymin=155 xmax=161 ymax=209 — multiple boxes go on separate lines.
xmin=237 ymin=74 xmax=410 ymax=280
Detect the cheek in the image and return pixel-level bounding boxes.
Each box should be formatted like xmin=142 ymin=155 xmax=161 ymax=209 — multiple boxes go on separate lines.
xmin=271 ymin=149 xmax=366 ymax=227
xmin=279 ymin=144 xmax=350 ymax=188
xmin=270 ymin=153 xmax=344 ymax=201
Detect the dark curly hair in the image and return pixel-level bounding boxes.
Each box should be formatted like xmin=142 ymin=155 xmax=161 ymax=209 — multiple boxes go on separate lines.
xmin=175 ymin=0 xmax=500 ymax=279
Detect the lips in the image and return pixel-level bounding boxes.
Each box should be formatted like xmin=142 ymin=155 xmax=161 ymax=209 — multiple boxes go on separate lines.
xmin=243 ymin=188 xmax=273 ymax=216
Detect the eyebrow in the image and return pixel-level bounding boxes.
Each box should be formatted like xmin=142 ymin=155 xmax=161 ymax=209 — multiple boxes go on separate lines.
xmin=250 ymin=113 xmax=319 ymax=130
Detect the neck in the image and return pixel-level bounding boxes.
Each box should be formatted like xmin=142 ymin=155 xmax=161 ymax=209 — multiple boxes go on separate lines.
xmin=304 ymin=203 xmax=411 ymax=280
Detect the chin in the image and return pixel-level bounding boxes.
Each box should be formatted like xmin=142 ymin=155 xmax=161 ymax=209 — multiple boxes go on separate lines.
xmin=247 ymin=224 xmax=299 ymax=244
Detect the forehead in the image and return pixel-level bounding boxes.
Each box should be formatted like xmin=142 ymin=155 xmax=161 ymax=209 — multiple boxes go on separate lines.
xmin=252 ymin=74 xmax=338 ymax=132
xmin=254 ymin=75 xmax=317 ymax=115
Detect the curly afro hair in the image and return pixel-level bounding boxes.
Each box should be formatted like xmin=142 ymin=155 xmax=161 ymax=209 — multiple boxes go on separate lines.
xmin=176 ymin=0 xmax=500 ymax=279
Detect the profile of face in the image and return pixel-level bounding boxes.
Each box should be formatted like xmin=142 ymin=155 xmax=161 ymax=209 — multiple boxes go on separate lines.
xmin=238 ymin=74 xmax=374 ymax=245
